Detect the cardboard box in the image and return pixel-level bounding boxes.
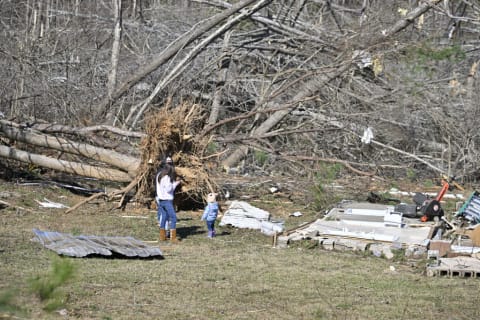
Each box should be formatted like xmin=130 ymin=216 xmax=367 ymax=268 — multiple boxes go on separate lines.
xmin=429 ymin=240 xmax=451 ymax=257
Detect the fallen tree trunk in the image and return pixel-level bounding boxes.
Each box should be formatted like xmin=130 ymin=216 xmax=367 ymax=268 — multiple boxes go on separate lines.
xmin=0 ymin=145 xmax=132 ymax=182
xmin=0 ymin=121 xmax=139 ymax=174
xmin=0 ymin=102 xmax=216 ymax=210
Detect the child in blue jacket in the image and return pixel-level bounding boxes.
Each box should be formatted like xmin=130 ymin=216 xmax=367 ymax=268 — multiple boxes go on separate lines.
xmin=201 ymin=193 xmax=219 ymax=238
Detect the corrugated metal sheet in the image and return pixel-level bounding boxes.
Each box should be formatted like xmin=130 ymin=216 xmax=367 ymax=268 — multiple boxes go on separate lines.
xmin=32 ymin=229 xmax=163 ymax=258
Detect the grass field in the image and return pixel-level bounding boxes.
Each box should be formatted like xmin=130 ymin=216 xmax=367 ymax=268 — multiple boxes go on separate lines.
xmin=1 ymin=182 xmax=480 ymax=320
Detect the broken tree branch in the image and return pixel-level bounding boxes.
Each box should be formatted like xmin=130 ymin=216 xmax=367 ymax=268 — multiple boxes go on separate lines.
xmin=0 ymin=199 xmax=36 ymax=214
xmin=221 ymin=61 xmax=353 ymax=170
xmin=375 ymin=0 xmax=442 ymax=41
xmin=370 ymin=139 xmax=445 ymax=174
xmin=65 ymin=192 xmax=107 ymax=214
xmin=96 ymin=0 xmax=268 ymax=122
xmin=0 ymin=120 xmax=145 ymax=139
xmin=129 ymin=0 xmax=273 ymax=129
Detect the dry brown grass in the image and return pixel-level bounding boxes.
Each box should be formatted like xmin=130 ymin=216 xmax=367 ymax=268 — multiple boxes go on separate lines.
xmin=1 ymin=181 xmax=480 ymax=320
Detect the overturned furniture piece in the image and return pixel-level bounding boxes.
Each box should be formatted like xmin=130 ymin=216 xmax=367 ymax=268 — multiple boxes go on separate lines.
xmin=32 ymin=229 xmax=163 ymax=258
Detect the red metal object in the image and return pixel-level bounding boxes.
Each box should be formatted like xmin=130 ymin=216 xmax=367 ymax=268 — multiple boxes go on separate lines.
xmin=420 ymin=177 xmax=451 ymax=222
xmin=435 ymin=179 xmax=450 ymax=202
xmin=417 ymin=176 xmax=464 ymax=223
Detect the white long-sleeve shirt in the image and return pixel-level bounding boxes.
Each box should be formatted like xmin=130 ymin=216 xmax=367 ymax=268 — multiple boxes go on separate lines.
xmin=156 ymin=174 xmax=180 ymax=201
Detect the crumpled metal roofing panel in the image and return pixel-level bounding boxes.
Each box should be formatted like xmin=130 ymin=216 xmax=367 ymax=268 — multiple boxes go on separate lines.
xmin=32 ymin=228 xmax=163 ymax=258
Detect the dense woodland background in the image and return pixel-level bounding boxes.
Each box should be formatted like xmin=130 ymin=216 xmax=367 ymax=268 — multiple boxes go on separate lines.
xmin=0 ymin=0 xmax=479 ymax=199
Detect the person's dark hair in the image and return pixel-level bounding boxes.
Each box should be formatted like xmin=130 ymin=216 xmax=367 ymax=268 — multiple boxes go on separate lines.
xmin=160 ymin=164 xmax=176 ymax=183
xmin=160 ymin=154 xmax=174 ymax=168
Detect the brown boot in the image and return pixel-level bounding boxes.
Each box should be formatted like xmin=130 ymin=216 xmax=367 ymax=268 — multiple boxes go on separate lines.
xmin=170 ymin=229 xmax=181 ymax=243
xmin=159 ymin=228 xmax=167 ymax=242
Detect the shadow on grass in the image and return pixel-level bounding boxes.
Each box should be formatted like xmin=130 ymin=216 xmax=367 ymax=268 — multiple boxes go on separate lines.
xmin=76 ymin=253 xmax=165 ymax=260
xmin=177 ymin=226 xmax=231 ymax=239
xmin=177 ymin=225 xmax=203 ymax=239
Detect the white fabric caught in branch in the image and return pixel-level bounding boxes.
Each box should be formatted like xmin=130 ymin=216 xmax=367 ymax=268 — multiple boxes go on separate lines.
xmin=361 ymin=127 xmax=374 ymax=144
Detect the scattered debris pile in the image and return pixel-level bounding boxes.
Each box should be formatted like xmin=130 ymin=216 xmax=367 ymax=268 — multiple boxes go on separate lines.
xmin=219 ymin=201 xmax=284 ymax=236
xmin=277 ymin=188 xmax=480 ymax=278
xmin=456 ymin=191 xmax=480 ymax=225
xmin=277 ymin=201 xmax=431 ymax=259
xmin=32 ymin=229 xmax=163 ymax=258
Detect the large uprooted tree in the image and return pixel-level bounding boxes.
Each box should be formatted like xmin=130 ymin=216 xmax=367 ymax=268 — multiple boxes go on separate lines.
xmin=0 ymin=0 xmax=479 ymax=207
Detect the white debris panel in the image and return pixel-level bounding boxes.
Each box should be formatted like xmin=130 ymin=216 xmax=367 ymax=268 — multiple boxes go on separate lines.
xmin=35 ymin=198 xmax=69 ymax=209
xmin=220 ymin=201 xmax=284 ymax=235
xmin=290 ymin=218 xmax=431 ymax=245
xmin=280 ymin=202 xmax=432 ymax=248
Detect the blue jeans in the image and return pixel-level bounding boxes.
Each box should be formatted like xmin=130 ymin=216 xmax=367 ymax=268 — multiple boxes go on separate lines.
xmin=206 ymin=220 xmax=215 ymax=232
xmin=158 ymin=200 xmax=177 ymax=229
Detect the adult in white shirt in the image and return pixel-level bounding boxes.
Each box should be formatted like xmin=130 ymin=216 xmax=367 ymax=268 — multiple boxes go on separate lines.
xmin=156 ymin=164 xmax=182 ymax=243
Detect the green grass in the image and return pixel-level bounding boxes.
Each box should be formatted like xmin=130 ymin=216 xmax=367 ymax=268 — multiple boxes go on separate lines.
xmin=28 ymin=255 xmax=76 ymax=311
xmin=1 ymin=182 xmax=480 ymax=319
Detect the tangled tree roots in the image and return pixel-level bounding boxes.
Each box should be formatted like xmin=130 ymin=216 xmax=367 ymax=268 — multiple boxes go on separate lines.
xmin=136 ymin=101 xmax=217 ymax=208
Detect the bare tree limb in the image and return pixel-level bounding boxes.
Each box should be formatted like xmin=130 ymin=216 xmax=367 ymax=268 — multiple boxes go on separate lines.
xmin=221 ymin=61 xmax=353 ymax=169
xmin=290 ymin=155 xmax=378 ymax=177
xmin=201 ymin=96 xmax=317 ymax=136
xmin=0 ymin=120 xmax=145 ymax=139
xmin=65 ymin=192 xmax=107 ymax=214
xmin=0 ymin=199 xmax=36 ymax=214
xmin=193 ymin=0 xmax=336 ymax=50
xmin=208 ymin=30 xmax=232 ymax=126
xmin=105 ymin=0 xmax=123 ymax=124
xmin=129 ymin=0 xmax=273 ymax=129
xmin=375 ymin=0 xmax=442 ymax=40
xmin=96 ymin=0 xmax=267 ymax=122
xmin=369 ymin=139 xmax=445 ymax=174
